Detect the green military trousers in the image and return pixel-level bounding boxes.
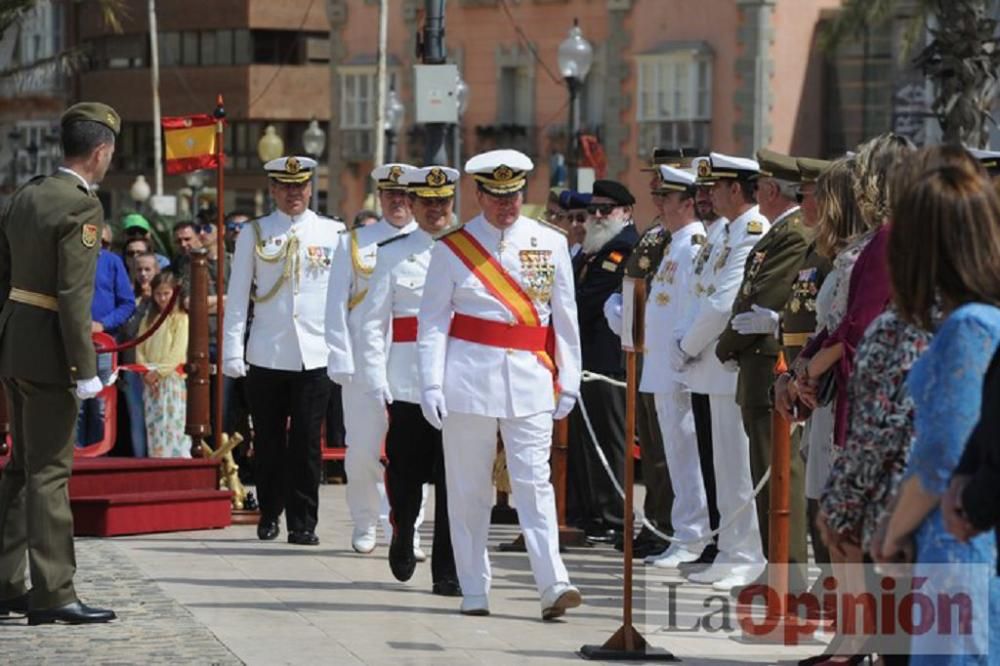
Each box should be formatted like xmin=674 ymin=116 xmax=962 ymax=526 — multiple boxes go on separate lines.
xmin=0 ymin=378 xmax=79 ymax=610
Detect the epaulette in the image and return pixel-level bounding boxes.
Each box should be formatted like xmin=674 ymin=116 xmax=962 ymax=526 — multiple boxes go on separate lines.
xmin=692 ymin=234 xmax=707 ymax=245
xmin=747 ymin=220 xmax=765 ymax=235
xmin=377 ymin=231 xmax=412 ymax=248
xmin=535 ymin=217 xmax=568 ymax=237
xmin=434 ymin=222 xmax=465 ymax=241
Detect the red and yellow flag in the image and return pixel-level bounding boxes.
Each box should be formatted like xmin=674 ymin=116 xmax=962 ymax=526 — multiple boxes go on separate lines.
xmin=162 ymin=114 xmax=220 ymax=174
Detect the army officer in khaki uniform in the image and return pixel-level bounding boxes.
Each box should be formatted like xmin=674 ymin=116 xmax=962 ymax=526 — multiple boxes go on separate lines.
xmin=717 ymin=149 xmax=810 ymax=591
xmin=0 ymin=103 xmax=119 ymax=625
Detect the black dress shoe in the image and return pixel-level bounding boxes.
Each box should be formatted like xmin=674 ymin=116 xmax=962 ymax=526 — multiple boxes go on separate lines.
xmin=388 ymin=530 xmax=416 ymax=582
xmin=678 ymin=543 xmax=718 ymax=575
xmin=28 ymin=600 xmax=116 ymax=626
xmin=585 ymin=528 xmax=619 ymax=545
xmin=0 ymin=592 xmax=28 ymax=616
xmin=257 ymin=518 xmax=279 ymax=541
xmin=632 ymin=539 xmax=669 ymax=559
xmin=287 ymin=531 xmax=319 ymax=546
xmin=432 ymin=579 xmax=462 ymax=597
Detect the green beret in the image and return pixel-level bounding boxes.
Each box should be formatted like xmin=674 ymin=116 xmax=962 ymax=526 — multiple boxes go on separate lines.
xmin=796 ymin=157 xmax=833 ymax=184
xmin=756 ymin=148 xmax=800 ymax=183
xmin=61 ymin=102 xmax=121 ymax=136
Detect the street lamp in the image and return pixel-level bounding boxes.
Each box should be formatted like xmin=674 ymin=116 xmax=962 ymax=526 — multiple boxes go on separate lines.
xmin=301 ymin=119 xmax=326 ymax=211
xmin=257 ymin=125 xmax=284 ymax=211
xmin=557 ymin=18 xmax=593 ymax=190
xmin=384 ymin=87 xmax=405 ymax=163
xmin=130 ymin=174 xmax=152 ymax=212
xmin=454 ymin=74 xmax=470 ymax=221
xmin=184 ymin=170 xmax=206 ymax=221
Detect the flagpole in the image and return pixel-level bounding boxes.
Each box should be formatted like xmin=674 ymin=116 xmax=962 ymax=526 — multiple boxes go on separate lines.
xmin=213 ymin=94 xmax=226 ymax=452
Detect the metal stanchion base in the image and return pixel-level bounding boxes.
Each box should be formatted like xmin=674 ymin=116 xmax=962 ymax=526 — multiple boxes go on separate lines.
xmin=231 ymin=509 xmax=261 ymax=526
xmin=579 ymin=625 xmax=676 ymax=661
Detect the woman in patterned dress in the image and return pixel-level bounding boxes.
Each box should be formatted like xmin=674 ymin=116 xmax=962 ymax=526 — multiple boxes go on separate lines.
xmin=137 ymin=271 xmax=190 ymax=458
xmin=875 ymin=149 xmax=1000 ymax=665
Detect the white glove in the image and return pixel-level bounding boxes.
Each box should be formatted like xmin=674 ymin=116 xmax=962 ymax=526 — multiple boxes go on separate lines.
xmin=222 ymin=357 xmax=247 ymax=378
xmin=553 ymin=392 xmax=578 ymax=420
xmin=367 ymin=384 xmax=393 ymax=407
xmin=670 ymin=339 xmax=694 ymax=373
xmin=328 ymin=370 xmax=352 ymax=386
xmin=75 ymin=376 xmax=103 ymax=400
xmin=731 ymin=304 xmax=780 ymax=336
xmin=603 ymin=293 xmax=624 ymax=337
xmin=723 ymin=360 xmax=740 ymax=373
xmin=104 ymin=369 xmax=119 ymax=387
xmin=420 ymin=387 xmax=448 ymax=430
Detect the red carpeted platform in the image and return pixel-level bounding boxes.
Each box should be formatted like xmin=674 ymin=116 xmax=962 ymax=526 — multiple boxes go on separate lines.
xmin=0 ymin=457 xmax=232 ymax=537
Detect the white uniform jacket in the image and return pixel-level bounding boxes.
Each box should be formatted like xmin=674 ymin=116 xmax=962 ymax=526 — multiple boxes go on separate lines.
xmin=417 ymin=215 xmax=582 ymax=418
xmin=679 ymin=207 xmax=771 ymax=395
xmin=325 ymin=217 xmax=417 ymax=375
xmin=639 ymin=220 xmax=707 ymax=394
xmin=224 ymin=209 xmax=345 ymax=371
xmin=355 ymin=228 xmax=434 ymax=404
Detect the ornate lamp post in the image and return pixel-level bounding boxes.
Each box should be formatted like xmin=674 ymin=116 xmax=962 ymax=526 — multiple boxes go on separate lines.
xmin=384 ymin=87 xmax=405 ymax=163
xmin=130 ymin=174 xmax=152 ymax=213
xmin=257 ymin=125 xmax=284 ymax=211
xmin=301 ymin=119 xmax=326 ymax=211
xmin=557 ymin=19 xmax=593 ymax=190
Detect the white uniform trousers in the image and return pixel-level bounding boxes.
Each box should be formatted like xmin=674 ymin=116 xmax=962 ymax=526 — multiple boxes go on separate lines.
xmin=442 ymin=411 xmax=570 ymax=598
xmin=654 ymin=388 xmax=710 ymax=548
xmin=708 ymin=394 xmax=766 ymax=566
xmin=342 ymin=382 xmax=389 ymax=531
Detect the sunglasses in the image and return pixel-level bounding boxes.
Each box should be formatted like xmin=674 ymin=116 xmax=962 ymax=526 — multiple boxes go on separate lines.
xmin=586 ymin=203 xmax=618 ymax=216
xmin=195 ymin=224 xmax=215 ymax=234
xmin=226 ymin=223 xmax=245 ymax=232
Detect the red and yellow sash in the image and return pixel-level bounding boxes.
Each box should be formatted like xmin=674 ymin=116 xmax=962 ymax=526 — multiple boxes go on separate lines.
xmin=441 ymin=229 xmax=558 ymax=386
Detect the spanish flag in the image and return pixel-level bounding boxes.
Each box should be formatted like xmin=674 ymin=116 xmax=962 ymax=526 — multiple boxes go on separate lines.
xmin=163 ymin=114 xmax=221 ymax=174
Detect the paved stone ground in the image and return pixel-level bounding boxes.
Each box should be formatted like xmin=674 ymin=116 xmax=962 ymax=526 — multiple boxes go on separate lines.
xmin=0 ymin=538 xmax=240 ymax=665
xmin=0 ymin=485 xmax=830 ymax=665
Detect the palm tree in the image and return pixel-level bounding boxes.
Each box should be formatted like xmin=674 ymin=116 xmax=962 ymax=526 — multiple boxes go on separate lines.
xmin=824 ymin=0 xmax=1000 ymax=147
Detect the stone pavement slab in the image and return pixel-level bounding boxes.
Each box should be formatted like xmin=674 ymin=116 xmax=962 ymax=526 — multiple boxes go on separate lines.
xmin=2 ymin=485 xmax=830 ymax=665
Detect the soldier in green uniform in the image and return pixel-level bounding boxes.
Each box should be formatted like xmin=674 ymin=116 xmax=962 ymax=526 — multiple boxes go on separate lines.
xmin=0 ymin=103 xmax=119 ymax=625
xmin=774 ymin=156 xmax=835 ymax=595
xmin=716 ymin=148 xmax=810 ymax=590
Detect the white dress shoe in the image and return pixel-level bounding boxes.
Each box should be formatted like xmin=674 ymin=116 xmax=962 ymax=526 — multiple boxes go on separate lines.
xmin=540 ymin=582 xmax=582 ymax=620
xmin=413 ymin=546 xmax=427 ymax=562
xmin=649 ymin=545 xmax=703 ymax=569
xmin=643 ymin=547 xmax=671 ymax=565
xmin=686 ymin=561 xmax=736 ymax=585
xmin=711 ymin=564 xmax=766 ymax=592
xmin=460 ymin=594 xmax=490 ymax=616
xmin=351 ymin=526 xmax=377 ymax=554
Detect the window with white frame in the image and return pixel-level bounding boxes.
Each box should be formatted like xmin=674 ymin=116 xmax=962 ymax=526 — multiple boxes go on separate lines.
xmin=339 ymin=67 xmax=398 ymax=130
xmin=636 ymin=45 xmax=712 ymax=155
xmin=13 ymin=121 xmax=60 ymax=186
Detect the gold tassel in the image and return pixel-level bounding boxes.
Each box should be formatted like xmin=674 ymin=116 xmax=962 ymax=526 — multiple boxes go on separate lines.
xmin=492 ymin=447 xmax=511 ymax=494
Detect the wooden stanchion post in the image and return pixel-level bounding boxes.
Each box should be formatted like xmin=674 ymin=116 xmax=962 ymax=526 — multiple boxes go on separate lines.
xmin=553 ymin=415 xmax=586 ymax=546
xmin=580 ymin=278 xmax=672 ymax=661
xmin=185 ymin=249 xmax=211 ymax=442
xmin=767 ymin=353 xmax=792 ymax=634
xmin=213 ymin=95 xmax=227 ymax=452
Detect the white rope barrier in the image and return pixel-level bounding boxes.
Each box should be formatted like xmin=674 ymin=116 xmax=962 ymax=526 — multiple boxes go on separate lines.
xmin=577 ymin=370 xmax=771 ymax=547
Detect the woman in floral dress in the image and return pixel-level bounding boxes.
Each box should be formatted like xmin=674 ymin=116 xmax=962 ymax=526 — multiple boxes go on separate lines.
xmin=137 ymin=271 xmax=190 ymax=458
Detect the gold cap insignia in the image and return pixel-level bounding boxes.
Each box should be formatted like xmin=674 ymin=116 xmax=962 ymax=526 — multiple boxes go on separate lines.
xmin=427 ymin=167 xmax=446 ymax=187
xmin=286 ymin=157 xmax=301 ymax=174
xmin=697 ymin=161 xmax=711 ymax=178
xmin=493 ymin=165 xmax=514 ymax=182
xmin=389 ymin=165 xmax=403 ymax=183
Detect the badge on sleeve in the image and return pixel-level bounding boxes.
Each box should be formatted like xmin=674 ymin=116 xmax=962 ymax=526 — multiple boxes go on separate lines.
xmin=81 ymin=224 xmax=98 ymax=248
xmin=747 ymin=220 xmax=764 ymax=235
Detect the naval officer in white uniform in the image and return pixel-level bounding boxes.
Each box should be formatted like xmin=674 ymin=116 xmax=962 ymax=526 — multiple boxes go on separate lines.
xmin=355 ymin=166 xmax=461 ymax=596
xmin=326 ymin=163 xmax=419 ymax=554
xmin=223 ymin=156 xmax=345 ymax=545
xmin=673 ymin=153 xmax=769 ymax=590
xmin=417 ymin=149 xmax=584 ymax=619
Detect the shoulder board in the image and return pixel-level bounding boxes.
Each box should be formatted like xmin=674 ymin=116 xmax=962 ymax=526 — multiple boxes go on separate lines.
xmin=747 ymin=220 xmax=765 ymax=235
xmin=535 ymin=217 xmax=568 ymax=237
xmin=691 ymin=234 xmax=707 ymax=246
xmin=434 ymin=223 xmax=465 ymax=241
xmin=377 ymin=231 xmax=412 ymax=248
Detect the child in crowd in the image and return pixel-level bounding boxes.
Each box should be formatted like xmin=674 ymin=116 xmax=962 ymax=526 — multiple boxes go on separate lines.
xmin=137 ymin=271 xmax=190 ymax=458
